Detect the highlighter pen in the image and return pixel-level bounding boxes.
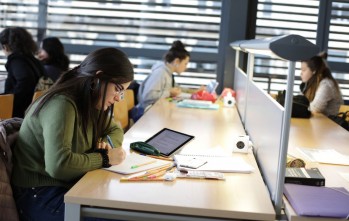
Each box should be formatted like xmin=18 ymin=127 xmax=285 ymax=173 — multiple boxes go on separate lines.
xmin=130 ymin=160 xmax=156 ymax=169
xmin=106 ymin=135 xmax=115 ymax=148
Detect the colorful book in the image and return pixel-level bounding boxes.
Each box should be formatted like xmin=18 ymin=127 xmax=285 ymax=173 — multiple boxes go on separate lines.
xmin=176 ymin=99 xmax=219 ymax=110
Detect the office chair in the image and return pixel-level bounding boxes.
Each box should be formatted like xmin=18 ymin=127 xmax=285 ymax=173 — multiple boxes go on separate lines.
xmin=125 ymin=89 xmax=135 ymax=111
xmin=32 ymin=90 xmax=46 ymax=102
xmin=113 ymin=99 xmax=129 ymax=131
xmin=0 ymin=94 xmax=14 ymax=119
xmin=339 ymin=104 xmax=349 ymax=113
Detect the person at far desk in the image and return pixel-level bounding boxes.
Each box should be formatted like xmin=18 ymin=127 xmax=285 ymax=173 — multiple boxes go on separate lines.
xmin=300 ymin=52 xmax=343 ymax=116
xmin=11 ymin=47 xmax=134 ymax=221
xmin=0 ymin=27 xmax=45 ymax=118
xmin=36 ymin=36 xmax=70 ymax=89
xmin=133 ymin=40 xmax=190 ymax=121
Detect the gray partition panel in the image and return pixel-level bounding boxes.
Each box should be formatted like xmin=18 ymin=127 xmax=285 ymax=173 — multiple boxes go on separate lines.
xmin=244 ymin=79 xmax=284 ymax=202
xmin=233 ymin=67 xmax=247 ymax=123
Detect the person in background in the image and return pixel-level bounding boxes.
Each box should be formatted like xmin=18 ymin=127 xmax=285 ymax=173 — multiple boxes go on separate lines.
xmin=11 ymin=47 xmax=134 ymax=221
xmin=300 ymin=52 xmax=343 ymax=116
xmin=0 ymin=27 xmax=45 ymax=118
xmin=134 ymin=40 xmax=190 ymax=120
xmin=37 ymin=36 xmax=70 ymax=82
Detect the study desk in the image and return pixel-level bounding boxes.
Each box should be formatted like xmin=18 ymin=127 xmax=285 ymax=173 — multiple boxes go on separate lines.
xmin=284 ymin=113 xmax=349 ymax=221
xmin=64 ymin=99 xmax=276 ymax=221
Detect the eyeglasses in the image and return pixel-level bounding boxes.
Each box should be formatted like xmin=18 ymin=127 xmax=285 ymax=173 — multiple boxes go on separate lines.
xmin=114 ymin=84 xmax=125 ymax=100
xmin=117 ymin=90 xmax=125 ymax=100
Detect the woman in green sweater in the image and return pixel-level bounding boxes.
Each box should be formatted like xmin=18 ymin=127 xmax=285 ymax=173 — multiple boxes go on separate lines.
xmin=11 ymin=47 xmax=134 ymax=221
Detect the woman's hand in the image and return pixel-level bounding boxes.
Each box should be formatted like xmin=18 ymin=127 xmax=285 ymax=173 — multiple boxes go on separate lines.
xmin=97 ymin=140 xmax=111 ymax=150
xmin=97 ymin=139 xmax=125 ymax=165
xmin=108 ymin=147 xmax=126 ymax=165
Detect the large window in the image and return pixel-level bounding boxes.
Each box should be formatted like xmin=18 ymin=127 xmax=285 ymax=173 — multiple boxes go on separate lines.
xmin=255 ymin=0 xmax=349 ymax=101
xmin=0 ymin=0 xmax=222 ymax=92
xmin=327 ymin=1 xmax=349 ymax=100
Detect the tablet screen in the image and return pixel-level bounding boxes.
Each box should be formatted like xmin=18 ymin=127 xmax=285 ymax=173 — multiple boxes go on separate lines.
xmin=145 ymin=128 xmax=194 ymax=156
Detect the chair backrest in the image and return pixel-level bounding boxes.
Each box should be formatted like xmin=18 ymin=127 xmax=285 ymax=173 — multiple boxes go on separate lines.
xmin=32 ymin=90 xmax=46 ymax=102
xmin=339 ymin=105 xmax=349 ymax=113
xmin=0 ymin=94 xmax=14 ymax=119
xmin=113 ymin=99 xmax=129 ymax=130
xmin=127 ymin=80 xmax=139 ymax=106
xmin=125 ymin=89 xmax=135 ymax=111
xmin=339 ymin=105 xmax=349 ymax=121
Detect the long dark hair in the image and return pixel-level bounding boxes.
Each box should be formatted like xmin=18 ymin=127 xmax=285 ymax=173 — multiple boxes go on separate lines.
xmin=0 ymin=27 xmax=37 ymax=55
xmin=164 ymin=40 xmax=190 ymax=63
xmin=41 ymin=37 xmax=70 ymax=71
xmin=302 ymin=52 xmax=340 ymax=101
xmin=32 ymin=47 xmax=134 ymax=146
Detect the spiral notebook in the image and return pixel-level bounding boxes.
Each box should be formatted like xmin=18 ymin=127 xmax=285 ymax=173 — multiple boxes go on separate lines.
xmin=104 ymin=153 xmax=172 ymax=174
xmin=174 ymin=154 xmax=254 ymax=173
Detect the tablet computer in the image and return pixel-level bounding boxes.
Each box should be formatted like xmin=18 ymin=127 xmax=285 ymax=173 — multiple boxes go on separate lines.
xmin=145 ymin=128 xmax=194 ymax=157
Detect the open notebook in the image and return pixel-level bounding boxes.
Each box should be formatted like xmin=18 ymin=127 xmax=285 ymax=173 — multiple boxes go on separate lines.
xmin=296 ymin=147 xmax=349 ymax=166
xmin=174 ymin=154 xmax=254 ymax=173
xmin=104 ymin=152 xmax=172 ymax=174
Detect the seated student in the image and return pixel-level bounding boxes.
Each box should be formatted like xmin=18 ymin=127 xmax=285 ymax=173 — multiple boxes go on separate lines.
xmin=133 ymin=40 xmax=190 ymax=120
xmin=300 ymin=52 xmax=343 ymax=116
xmin=11 ymin=47 xmax=134 ymax=221
xmin=0 ymin=27 xmax=45 ymax=118
xmin=36 ymin=37 xmax=70 ymax=90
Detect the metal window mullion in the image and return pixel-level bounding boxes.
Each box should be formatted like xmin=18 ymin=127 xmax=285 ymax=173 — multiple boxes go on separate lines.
xmin=37 ymin=0 xmax=48 ymax=43
xmin=316 ymin=0 xmax=332 ymax=51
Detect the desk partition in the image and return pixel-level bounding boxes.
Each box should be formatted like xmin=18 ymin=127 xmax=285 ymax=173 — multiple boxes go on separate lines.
xmin=244 ymin=79 xmax=284 ymax=202
xmin=233 ymin=66 xmax=247 ymax=123
xmin=231 ymin=34 xmax=319 ymax=215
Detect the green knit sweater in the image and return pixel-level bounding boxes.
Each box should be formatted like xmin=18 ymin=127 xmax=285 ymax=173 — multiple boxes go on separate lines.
xmin=11 ymin=95 xmax=123 ymax=188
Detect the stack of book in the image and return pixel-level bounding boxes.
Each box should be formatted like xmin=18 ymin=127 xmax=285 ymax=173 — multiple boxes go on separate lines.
xmin=284 ymin=167 xmax=325 ymax=186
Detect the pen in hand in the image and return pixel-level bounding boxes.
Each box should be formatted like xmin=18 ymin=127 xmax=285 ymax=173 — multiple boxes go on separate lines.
xmin=106 ymin=135 xmax=115 ymax=149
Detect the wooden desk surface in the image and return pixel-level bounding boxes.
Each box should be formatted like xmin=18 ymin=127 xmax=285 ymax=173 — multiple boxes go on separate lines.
xmin=289 ymin=114 xmax=349 ymax=155
xmin=284 ymin=114 xmax=349 ymax=221
xmin=288 ymin=114 xmax=349 ymax=189
xmin=65 ymin=99 xmax=276 ymax=220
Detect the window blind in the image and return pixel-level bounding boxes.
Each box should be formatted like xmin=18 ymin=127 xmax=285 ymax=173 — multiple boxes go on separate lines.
xmin=255 ymin=0 xmax=320 ymax=95
xmin=255 ymin=0 xmax=349 ymax=100
xmin=0 ymin=0 xmax=222 ymax=92
xmin=327 ymin=1 xmax=349 ymax=99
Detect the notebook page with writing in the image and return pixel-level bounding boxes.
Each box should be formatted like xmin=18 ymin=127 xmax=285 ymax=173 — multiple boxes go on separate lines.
xmin=104 ymin=152 xmax=172 ymax=174
xmin=296 ymin=147 xmax=349 ymax=166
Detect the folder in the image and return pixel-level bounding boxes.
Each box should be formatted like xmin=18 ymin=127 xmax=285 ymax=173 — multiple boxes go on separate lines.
xmin=284 ymin=183 xmax=349 ymax=218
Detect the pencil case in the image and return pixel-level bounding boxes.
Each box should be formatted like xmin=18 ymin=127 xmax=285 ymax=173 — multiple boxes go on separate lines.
xmin=130 ymin=141 xmax=161 ymax=156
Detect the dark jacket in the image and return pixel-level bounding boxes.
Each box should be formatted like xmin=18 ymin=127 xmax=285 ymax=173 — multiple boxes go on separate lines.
xmin=4 ymin=53 xmax=44 ymax=118
xmin=43 ymin=64 xmax=64 ymax=82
